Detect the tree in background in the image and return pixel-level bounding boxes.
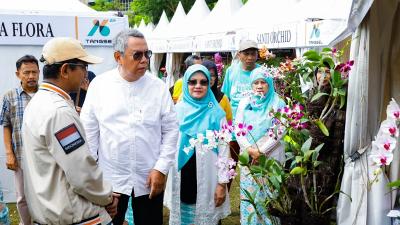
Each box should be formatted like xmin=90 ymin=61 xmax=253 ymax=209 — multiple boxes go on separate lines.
xmin=91 ymin=0 xmax=248 ymax=27
xmin=130 ymin=0 xmax=218 ymax=26
xmin=91 ymin=0 xmax=124 ymax=11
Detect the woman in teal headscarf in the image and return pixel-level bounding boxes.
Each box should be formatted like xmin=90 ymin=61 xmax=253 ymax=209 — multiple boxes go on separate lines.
xmin=164 ymin=64 xmax=231 ymax=225
xmin=235 ymin=67 xmax=286 ymax=225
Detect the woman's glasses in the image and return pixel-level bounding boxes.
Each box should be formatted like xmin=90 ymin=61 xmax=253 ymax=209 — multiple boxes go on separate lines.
xmin=187 ymin=79 xmax=208 ymax=86
xmin=131 ymin=50 xmax=153 ymax=61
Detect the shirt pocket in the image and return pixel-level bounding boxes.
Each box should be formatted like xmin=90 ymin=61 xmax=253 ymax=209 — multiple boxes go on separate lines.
xmin=142 ymin=106 xmax=160 ymax=127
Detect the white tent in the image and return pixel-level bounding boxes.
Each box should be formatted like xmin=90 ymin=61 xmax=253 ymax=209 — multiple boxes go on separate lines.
xmin=149 ymin=11 xmax=169 ymax=78
xmin=148 ymin=0 xmax=357 ymax=52
xmin=167 ymin=0 xmax=210 ymax=52
xmin=154 ymin=1 xmax=187 ymax=88
xmin=0 ymin=0 xmax=128 ymax=202
xmin=191 ymin=0 xmax=243 ymax=52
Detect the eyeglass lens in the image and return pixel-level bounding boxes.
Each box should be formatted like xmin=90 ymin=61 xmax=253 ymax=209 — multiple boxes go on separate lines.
xmin=188 ymin=79 xmax=208 ymax=86
xmin=132 ymin=50 xmax=152 ymax=60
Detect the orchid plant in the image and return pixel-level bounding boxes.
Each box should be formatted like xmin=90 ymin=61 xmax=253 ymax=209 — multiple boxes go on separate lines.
xmin=369 ymin=99 xmax=400 ymax=188
xmin=231 ymin=47 xmax=355 ymax=223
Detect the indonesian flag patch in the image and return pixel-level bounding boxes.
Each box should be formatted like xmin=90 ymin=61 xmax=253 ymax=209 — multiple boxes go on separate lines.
xmin=55 ymin=124 xmax=85 ymax=154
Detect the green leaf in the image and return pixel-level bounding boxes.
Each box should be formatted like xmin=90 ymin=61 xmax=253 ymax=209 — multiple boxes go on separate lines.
xmin=388 ymin=180 xmax=400 ymax=188
xmin=303 ymin=50 xmax=321 ymax=61
xmin=340 ymin=95 xmax=346 ymax=109
xmin=313 ymin=161 xmax=323 ymax=168
xmin=315 ymin=119 xmax=329 ymax=136
xmin=269 ymin=176 xmax=280 ymax=190
xmin=290 ymin=166 xmax=305 ymax=175
xmin=301 ymin=137 xmax=313 ymax=153
xmin=259 ymin=155 xmax=267 ymax=168
xmin=304 ymin=150 xmax=316 ymax=161
xmin=239 ymin=151 xmax=250 ymax=165
xmin=312 ymin=143 xmax=325 ymax=161
xmin=322 ymin=57 xmax=335 ymax=69
xmin=332 ymin=70 xmax=341 ymax=86
xmin=295 ymin=156 xmax=303 ymax=163
xmin=338 ymin=88 xmax=346 ymax=95
xmin=322 ymin=47 xmax=332 ymax=52
xmin=283 ymin=135 xmax=292 ymax=143
xmin=311 ymin=92 xmax=328 ymax=102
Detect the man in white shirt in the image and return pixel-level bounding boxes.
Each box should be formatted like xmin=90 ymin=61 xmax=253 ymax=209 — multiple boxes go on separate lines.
xmin=80 ymin=29 xmax=179 ymax=225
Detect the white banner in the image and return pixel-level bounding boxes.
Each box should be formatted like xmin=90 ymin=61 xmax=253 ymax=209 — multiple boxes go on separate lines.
xmin=167 ymin=37 xmax=194 ymax=53
xmin=0 ymin=14 xmax=128 ymax=46
xmin=246 ymin=22 xmax=298 ymax=49
xmin=0 ymin=14 xmax=74 ymax=45
xmin=194 ymin=33 xmax=236 ymax=52
xmin=303 ymin=20 xmax=347 ymax=47
xmin=148 ymin=39 xmax=169 ymax=53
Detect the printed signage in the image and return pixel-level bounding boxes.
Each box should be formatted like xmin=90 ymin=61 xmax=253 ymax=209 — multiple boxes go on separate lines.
xmin=0 ymin=14 xmax=74 ymax=45
xmin=0 ymin=14 xmax=128 ymax=46
xmin=78 ymin=16 xmax=128 ymax=46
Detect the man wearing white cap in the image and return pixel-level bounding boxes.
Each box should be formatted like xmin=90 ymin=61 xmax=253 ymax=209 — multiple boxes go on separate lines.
xmin=21 ymin=37 xmax=118 ymax=225
xmin=221 ymin=39 xmax=260 ymax=189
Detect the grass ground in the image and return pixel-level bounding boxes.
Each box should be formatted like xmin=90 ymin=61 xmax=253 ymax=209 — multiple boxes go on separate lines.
xmin=7 ymin=174 xmax=241 ymax=225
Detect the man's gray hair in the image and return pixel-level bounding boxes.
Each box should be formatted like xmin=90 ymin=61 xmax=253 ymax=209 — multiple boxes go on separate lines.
xmin=113 ymin=29 xmax=145 ymax=54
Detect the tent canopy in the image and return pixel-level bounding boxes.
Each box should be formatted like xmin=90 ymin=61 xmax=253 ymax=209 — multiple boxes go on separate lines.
xmin=147 ymin=0 xmax=358 ymax=52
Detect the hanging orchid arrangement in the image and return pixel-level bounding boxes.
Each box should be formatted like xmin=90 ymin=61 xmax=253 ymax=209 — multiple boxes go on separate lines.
xmin=369 ymin=99 xmax=400 ymax=187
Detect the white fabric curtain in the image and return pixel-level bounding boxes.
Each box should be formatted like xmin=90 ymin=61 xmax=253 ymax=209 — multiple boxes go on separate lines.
xmin=172 ymin=53 xmax=184 ymax=81
xmin=337 ymin=0 xmax=400 ymax=224
xmin=387 ymin=1 xmax=400 ymax=207
xmin=165 ymin=53 xmax=175 ymax=88
xmin=165 ymin=52 xmax=184 ymax=88
xmin=150 ymin=53 xmax=164 ymax=77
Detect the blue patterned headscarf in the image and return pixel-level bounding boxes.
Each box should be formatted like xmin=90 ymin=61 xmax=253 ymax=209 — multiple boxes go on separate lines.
xmin=175 ymin=64 xmax=226 ymax=171
xmin=244 ymin=67 xmax=285 ymax=142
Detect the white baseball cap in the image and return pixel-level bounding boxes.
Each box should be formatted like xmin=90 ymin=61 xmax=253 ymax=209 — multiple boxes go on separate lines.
xmin=42 ymin=37 xmax=103 ymax=65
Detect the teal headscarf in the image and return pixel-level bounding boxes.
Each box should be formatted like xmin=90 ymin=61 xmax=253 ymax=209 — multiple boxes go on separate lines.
xmin=176 ymin=64 xmax=226 ymax=171
xmin=244 ymin=67 xmax=286 ymax=143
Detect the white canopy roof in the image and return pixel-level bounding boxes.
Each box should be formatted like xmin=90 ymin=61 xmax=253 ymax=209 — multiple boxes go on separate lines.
xmin=149 ymin=10 xmax=169 ymax=38
xmin=162 ymin=1 xmax=187 ymax=39
xmin=192 ymin=0 xmax=242 ymax=36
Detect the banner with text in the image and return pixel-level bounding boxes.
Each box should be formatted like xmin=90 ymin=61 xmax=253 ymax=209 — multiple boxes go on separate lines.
xmin=0 ymin=14 xmax=74 ymax=45
xmin=0 ymin=14 xmax=128 ymax=46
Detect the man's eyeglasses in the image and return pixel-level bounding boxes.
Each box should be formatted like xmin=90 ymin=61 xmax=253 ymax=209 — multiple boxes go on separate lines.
xmin=68 ymin=63 xmax=88 ymax=71
xmin=53 ymin=63 xmax=88 ymax=72
xmin=131 ymin=50 xmax=153 ymax=61
xmin=241 ymin=50 xmax=258 ymax=57
xmin=187 ymin=79 xmax=208 ymax=86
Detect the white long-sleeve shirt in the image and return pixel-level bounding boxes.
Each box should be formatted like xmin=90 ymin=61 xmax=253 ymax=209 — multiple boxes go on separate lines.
xmin=80 ymin=68 xmax=179 ymax=196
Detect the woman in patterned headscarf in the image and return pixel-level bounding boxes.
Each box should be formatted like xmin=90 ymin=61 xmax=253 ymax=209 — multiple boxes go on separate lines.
xmin=235 ymin=67 xmax=286 ymax=225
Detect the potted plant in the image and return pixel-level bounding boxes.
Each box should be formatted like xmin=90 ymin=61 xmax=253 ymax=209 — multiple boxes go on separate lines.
xmin=237 ymin=47 xmax=354 ymax=224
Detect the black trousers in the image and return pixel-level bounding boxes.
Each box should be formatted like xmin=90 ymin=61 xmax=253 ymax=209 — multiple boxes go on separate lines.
xmin=112 ymin=190 xmax=164 ymax=225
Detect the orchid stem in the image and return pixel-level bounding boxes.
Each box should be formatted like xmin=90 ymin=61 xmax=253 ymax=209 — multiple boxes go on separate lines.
xmin=321 ymin=97 xmax=337 ymax=121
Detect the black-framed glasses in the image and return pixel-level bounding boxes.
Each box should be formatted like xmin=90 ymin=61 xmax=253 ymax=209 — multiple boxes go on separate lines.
xmin=187 ymin=79 xmax=208 ymax=86
xmin=131 ymin=50 xmax=152 ymax=61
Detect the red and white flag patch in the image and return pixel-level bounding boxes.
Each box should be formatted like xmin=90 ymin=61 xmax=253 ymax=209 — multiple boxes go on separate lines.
xmin=55 ymin=124 xmax=85 ymax=154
